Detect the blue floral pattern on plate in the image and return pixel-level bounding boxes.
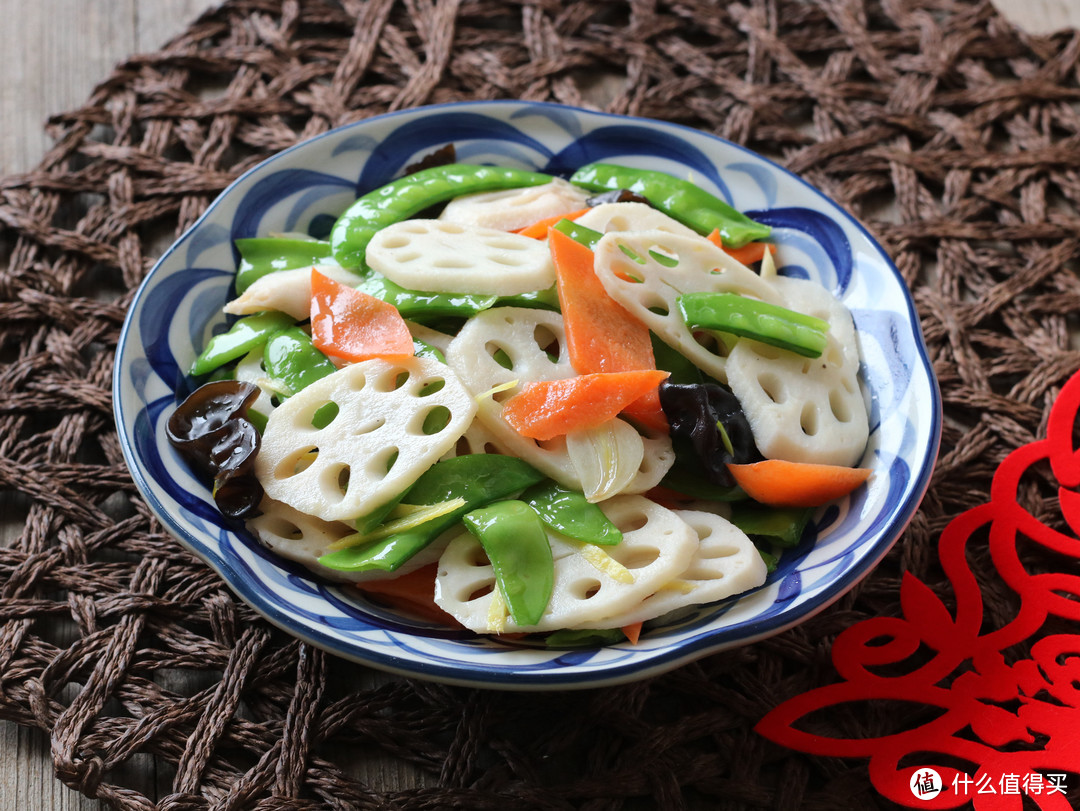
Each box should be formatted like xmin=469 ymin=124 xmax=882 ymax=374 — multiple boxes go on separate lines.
xmin=113 ymin=101 xmax=941 ymax=690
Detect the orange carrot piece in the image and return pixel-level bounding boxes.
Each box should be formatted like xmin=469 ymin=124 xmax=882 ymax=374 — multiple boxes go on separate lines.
xmin=727 ymin=459 xmax=872 ymax=507
xmin=502 ymin=370 xmax=670 ymax=441
xmin=515 ymin=208 xmax=590 ymax=239
xmin=310 ymin=269 xmax=414 ymax=363
xmin=548 ymin=228 xmax=668 ymax=433
xmin=622 ymin=621 xmax=643 ymax=645
xmin=621 ymin=396 xmax=669 ymax=435
xmin=356 ymin=564 xmax=460 ymax=626
xmin=706 ymin=229 xmax=776 ymax=265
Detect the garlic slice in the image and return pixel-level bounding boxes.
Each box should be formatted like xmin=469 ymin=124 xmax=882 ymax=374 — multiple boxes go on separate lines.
xmin=566 ymin=419 xmax=644 ymax=503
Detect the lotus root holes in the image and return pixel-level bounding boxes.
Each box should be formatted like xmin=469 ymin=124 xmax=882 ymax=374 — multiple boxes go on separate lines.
xmin=618 ymin=511 xmax=650 ymax=533
xmin=417 ymin=405 xmax=452 ymax=435
xmin=532 ymin=324 xmax=560 ymax=359
xmin=465 ymin=581 xmax=495 ymax=602
xmin=277 ymin=446 xmax=319 ymax=478
xmin=757 ymin=372 xmax=784 ymax=404
xmin=382 ymin=234 xmax=410 ymax=249
xmin=433 ymin=256 xmax=472 ymax=269
xmin=570 ymin=578 xmax=603 ymax=600
xmin=615 ymin=545 xmax=661 ymax=570
xmin=830 ymin=388 xmax=852 ymax=422
xmin=701 ymin=543 xmax=741 ymax=560
xmin=418 ymin=378 xmax=445 ymax=397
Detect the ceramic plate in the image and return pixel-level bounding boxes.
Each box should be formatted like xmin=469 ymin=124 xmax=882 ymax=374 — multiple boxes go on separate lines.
xmin=114 ymin=101 xmax=940 ymax=689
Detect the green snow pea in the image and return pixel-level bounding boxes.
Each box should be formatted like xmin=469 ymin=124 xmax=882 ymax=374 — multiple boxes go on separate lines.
xmin=262 ymin=327 xmax=337 ymax=397
xmin=659 ymin=465 xmax=745 ymax=502
xmin=412 ymin=338 xmax=445 ymax=363
xmin=650 ymin=333 xmax=703 ymax=386
xmin=207 ymin=366 xmax=235 ymax=383
xmin=354 ymin=270 xmax=498 ymax=319
xmin=497 ymin=285 xmax=561 ymax=311
xmin=729 ymin=503 xmax=813 ymax=548
xmin=544 ymin=627 xmax=625 ymax=647
xmin=569 ymin=163 xmax=771 ymax=248
xmin=757 ymin=546 xmax=779 ymax=574
xmin=318 ymin=455 xmax=546 ymax=573
xmin=246 ymin=406 xmax=268 ymax=434
xmin=523 ymin=481 xmax=622 ymax=546
xmin=677 ymin=292 xmax=830 ymax=359
xmin=190 ymin=311 xmax=295 ymax=377
xmin=234 ymin=237 xmax=333 ymax=293
xmin=331 ymin=164 xmax=554 ymax=268
xmin=462 ymin=500 xmax=554 ymax=627
xmin=552 ymin=218 xmax=603 ymax=250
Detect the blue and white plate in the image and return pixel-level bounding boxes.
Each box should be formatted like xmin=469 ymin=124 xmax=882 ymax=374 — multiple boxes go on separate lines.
xmin=113 ymin=101 xmax=940 ymax=690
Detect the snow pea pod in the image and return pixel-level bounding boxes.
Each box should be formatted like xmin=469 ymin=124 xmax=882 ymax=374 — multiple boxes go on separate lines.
xmin=234 ymin=237 xmax=333 ymax=293
xmin=569 ymin=163 xmax=771 ymax=248
xmin=412 ymin=338 xmax=445 ymax=363
xmin=659 ymin=464 xmax=744 ymax=502
xmin=190 ymin=311 xmax=295 ymax=377
xmin=544 ymin=627 xmax=625 ymax=647
xmin=497 ymin=285 xmax=561 ymax=312
xmin=354 ymin=269 xmax=498 ymax=319
xmin=552 ymin=218 xmax=603 ymax=250
xmin=462 ymin=500 xmax=554 ymax=627
xmin=729 ymin=503 xmax=813 ymax=548
xmin=650 ymin=333 xmax=703 ymax=386
xmin=678 ymin=292 xmax=829 ymax=359
xmin=317 ymin=455 xmax=545 ymax=573
xmin=523 ymin=481 xmax=622 ymax=546
xmin=262 ymin=327 xmax=337 ymax=397
xmin=331 ymin=164 xmax=554 ymax=268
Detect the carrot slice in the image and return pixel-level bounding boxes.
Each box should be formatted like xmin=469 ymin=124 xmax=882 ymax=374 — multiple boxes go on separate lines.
xmin=356 ymin=564 xmax=460 ymax=626
xmin=706 ymin=229 xmax=776 ymax=265
xmin=515 ymin=208 xmax=590 ymax=239
xmin=548 ymin=227 xmax=668 ymax=433
xmin=727 ymin=459 xmax=871 ymax=507
xmin=310 ymin=269 xmax=414 ymax=362
xmin=502 ymin=370 xmax=670 ymax=441
xmin=622 ymin=621 xmax=643 ymax=645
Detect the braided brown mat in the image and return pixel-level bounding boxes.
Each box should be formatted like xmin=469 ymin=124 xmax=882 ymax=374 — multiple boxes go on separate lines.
xmin=2 ymin=0 xmax=1080 ymax=808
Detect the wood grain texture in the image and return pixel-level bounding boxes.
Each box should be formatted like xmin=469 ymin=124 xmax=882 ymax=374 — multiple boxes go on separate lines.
xmin=0 ymin=0 xmax=1075 ymax=808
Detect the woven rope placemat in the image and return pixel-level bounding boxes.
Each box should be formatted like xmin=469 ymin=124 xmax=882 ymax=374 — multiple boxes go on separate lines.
xmin=2 ymin=0 xmax=1079 ymax=808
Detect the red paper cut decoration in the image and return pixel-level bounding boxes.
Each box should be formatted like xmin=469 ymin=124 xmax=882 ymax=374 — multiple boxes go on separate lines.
xmin=756 ymin=369 xmax=1080 ymax=810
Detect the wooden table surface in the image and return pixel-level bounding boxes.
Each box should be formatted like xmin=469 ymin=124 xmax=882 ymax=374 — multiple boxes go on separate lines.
xmin=1 ymin=0 xmax=1078 ymax=807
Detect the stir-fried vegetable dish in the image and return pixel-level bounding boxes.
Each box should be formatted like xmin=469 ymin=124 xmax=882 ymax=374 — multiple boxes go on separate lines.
xmin=170 ymin=150 xmax=871 ymax=644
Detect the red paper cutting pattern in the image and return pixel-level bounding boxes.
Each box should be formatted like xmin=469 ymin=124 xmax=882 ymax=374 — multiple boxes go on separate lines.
xmin=756 ymin=369 xmax=1080 ymax=810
